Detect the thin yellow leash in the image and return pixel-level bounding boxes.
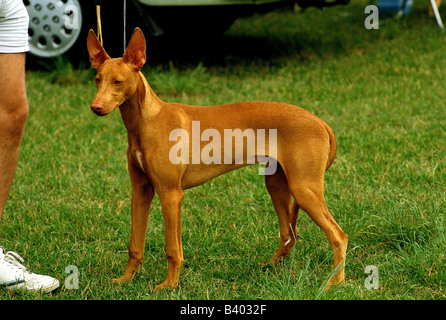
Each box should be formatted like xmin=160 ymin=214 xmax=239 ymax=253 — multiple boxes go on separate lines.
xmin=96 ymin=4 xmax=103 ymax=45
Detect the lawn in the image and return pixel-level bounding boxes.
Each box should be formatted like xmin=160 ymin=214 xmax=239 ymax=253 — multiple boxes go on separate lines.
xmin=0 ymin=0 xmax=444 ymax=300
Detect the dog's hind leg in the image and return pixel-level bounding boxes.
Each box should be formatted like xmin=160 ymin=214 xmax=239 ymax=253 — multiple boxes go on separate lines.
xmin=264 ymin=163 xmax=299 ymax=265
xmin=287 ymin=176 xmax=348 ymax=287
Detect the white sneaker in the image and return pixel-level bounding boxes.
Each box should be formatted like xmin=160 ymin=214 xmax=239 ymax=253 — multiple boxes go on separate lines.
xmin=0 ymin=247 xmax=59 ymax=293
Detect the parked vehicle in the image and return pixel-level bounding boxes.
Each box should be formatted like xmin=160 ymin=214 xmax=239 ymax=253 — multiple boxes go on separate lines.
xmin=24 ymin=0 xmax=349 ymax=59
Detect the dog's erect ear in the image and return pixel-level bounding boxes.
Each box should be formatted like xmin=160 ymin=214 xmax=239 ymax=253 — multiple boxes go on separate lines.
xmin=87 ymin=29 xmax=110 ymax=70
xmin=123 ymin=28 xmax=146 ymax=71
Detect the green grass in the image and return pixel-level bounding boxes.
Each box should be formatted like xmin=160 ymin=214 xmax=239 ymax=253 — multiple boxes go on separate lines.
xmin=1 ymin=1 xmax=445 ymax=300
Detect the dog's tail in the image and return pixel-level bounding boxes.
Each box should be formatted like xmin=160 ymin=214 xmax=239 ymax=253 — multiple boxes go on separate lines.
xmin=324 ymin=122 xmax=337 ymax=171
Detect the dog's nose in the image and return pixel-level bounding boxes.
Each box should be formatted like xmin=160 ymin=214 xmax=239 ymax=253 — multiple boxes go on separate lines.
xmin=90 ymin=102 xmax=103 ymax=113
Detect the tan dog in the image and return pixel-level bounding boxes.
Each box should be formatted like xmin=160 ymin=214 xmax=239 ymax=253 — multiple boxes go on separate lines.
xmin=87 ymin=28 xmax=347 ymax=291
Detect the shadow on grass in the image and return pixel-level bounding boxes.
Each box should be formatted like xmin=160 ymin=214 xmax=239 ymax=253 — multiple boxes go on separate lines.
xmin=25 ymin=4 xmax=380 ymax=70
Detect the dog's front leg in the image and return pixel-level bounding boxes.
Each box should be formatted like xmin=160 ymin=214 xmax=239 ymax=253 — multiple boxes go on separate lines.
xmin=112 ymin=163 xmax=154 ymax=285
xmin=155 ymin=188 xmax=184 ymax=291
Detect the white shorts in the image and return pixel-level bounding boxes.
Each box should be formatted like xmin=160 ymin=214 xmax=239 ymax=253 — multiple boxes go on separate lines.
xmin=0 ymin=0 xmax=29 ymax=53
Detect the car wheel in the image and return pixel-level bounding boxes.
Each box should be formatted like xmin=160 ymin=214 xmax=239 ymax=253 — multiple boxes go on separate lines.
xmin=24 ymin=0 xmax=83 ymax=58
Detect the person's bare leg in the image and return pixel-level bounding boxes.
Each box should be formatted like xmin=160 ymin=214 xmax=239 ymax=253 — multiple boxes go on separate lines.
xmin=0 ymin=53 xmax=29 ymax=219
xmin=0 ymin=53 xmax=60 ymax=293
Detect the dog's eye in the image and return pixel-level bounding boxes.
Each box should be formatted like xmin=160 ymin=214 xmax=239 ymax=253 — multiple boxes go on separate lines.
xmin=114 ymin=80 xmax=122 ymax=85
xmin=95 ymin=77 xmax=100 ymax=84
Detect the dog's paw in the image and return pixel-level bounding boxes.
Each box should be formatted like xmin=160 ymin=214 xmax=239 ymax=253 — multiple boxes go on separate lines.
xmin=155 ymin=280 xmax=178 ymax=291
xmin=111 ymin=278 xmax=124 ymax=285
xmin=111 ymin=275 xmax=132 ymax=285
xmin=259 ymin=261 xmax=279 ymax=270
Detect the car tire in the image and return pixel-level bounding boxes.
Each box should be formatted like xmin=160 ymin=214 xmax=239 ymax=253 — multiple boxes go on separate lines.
xmin=25 ymin=0 xmax=96 ymax=60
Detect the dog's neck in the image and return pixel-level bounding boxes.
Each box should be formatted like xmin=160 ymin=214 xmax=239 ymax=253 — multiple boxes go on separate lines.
xmin=119 ymin=72 xmax=162 ymax=136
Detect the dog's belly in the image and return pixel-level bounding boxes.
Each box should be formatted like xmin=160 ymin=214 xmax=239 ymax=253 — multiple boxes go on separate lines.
xmin=181 ymin=163 xmax=248 ymax=190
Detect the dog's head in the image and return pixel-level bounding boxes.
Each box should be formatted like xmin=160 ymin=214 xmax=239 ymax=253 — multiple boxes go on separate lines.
xmin=87 ymin=28 xmax=146 ymax=116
